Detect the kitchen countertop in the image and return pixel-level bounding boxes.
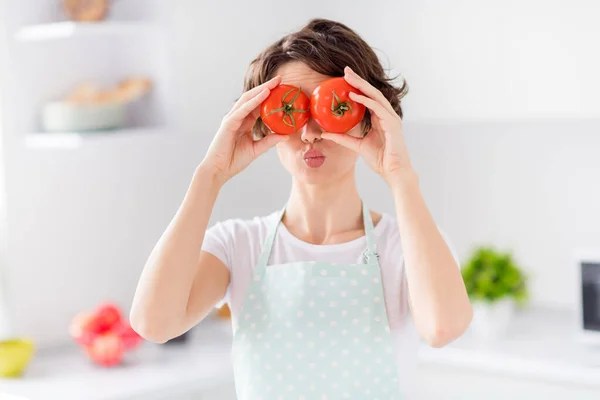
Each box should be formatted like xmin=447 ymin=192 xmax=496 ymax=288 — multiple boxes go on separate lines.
xmin=0 ymin=319 xmax=236 ymax=400
xmin=418 ymin=306 xmax=600 ymax=388
xmin=2 ymin=307 xmax=600 ymax=399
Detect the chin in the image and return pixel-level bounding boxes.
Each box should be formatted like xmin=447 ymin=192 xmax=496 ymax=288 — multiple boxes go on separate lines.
xmin=292 ymin=163 xmax=346 ymax=185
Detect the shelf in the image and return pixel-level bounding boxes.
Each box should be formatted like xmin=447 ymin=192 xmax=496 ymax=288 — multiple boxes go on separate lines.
xmin=24 ymin=126 xmax=169 ymax=149
xmin=14 ymin=21 xmax=162 ymax=42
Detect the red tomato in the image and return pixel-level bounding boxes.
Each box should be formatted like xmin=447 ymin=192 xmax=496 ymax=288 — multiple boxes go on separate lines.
xmin=114 ymin=322 xmax=143 ymax=350
xmin=260 ymin=84 xmax=310 ymax=135
xmin=85 ymin=332 xmax=124 ymax=367
xmin=69 ymin=311 xmax=99 ymax=346
xmin=310 ymin=77 xmax=366 ymax=134
xmin=93 ymin=302 xmax=122 ymax=333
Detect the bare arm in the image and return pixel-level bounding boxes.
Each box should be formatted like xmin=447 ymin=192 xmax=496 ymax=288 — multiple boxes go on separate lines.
xmin=129 ymin=166 xmax=228 ymax=343
xmin=389 ymin=170 xmax=472 ymax=348
xmin=130 ymin=75 xmax=287 ymax=343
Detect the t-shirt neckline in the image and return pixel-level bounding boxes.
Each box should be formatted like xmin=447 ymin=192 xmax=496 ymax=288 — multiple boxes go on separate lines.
xmin=273 ymin=212 xmax=390 ymax=253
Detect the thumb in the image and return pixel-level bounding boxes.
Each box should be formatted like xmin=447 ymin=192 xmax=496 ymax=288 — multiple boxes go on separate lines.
xmin=253 ymin=133 xmax=289 ymax=157
xmin=321 ymin=132 xmax=361 ymax=153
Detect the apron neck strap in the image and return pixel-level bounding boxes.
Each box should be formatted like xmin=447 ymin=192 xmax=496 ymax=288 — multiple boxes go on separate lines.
xmin=362 ymin=199 xmax=378 ymax=259
xmin=256 ymin=200 xmax=379 ymax=272
xmin=255 ymin=206 xmax=286 ymax=273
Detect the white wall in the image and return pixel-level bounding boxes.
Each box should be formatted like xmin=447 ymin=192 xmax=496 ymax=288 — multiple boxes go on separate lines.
xmin=404 ymin=119 xmax=600 ymax=309
xmin=2 ymin=0 xmax=599 ymax=348
xmin=372 ymin=0 xmax=600 ymax=122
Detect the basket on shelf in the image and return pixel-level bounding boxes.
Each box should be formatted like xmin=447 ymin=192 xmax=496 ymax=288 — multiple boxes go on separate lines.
xmin=63 ymin=0 xmax=110 ymax=22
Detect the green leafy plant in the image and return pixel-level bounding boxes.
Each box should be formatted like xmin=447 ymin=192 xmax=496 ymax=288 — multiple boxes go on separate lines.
xmin=461 ymin=246 xmax=529 ymax=306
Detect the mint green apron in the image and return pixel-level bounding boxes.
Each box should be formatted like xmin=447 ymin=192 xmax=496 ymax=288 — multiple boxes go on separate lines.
xmin=231 ymin=202 xmax=402 ymax=399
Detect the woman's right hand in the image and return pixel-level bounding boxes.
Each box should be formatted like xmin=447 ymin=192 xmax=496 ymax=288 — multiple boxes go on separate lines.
xmin=200 ymin=75 xmax=288 ymax=184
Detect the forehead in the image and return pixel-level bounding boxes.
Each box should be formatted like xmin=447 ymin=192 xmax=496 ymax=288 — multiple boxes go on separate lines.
xmin=274 ymin=61 xmax=331 ymax=96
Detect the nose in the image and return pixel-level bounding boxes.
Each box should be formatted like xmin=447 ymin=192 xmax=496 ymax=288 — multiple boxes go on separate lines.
xmin=300 ymin=119 xmax=323 ymax=144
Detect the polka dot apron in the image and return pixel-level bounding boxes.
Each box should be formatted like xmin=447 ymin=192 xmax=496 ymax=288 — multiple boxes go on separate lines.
xmin=231 ymin=202 xmax=402 ymax=399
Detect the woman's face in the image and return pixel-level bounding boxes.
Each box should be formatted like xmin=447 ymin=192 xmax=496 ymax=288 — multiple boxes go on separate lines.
xmin=271 ymin=61 xmax=363 ymax=185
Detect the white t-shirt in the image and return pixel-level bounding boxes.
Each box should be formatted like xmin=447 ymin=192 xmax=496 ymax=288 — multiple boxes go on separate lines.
xmin=201 ymin=210 xmax=459 ymax=397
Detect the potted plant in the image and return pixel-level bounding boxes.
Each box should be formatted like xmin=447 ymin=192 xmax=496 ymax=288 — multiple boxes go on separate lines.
xmin=461 ymin=246 xmax=529 ymax=340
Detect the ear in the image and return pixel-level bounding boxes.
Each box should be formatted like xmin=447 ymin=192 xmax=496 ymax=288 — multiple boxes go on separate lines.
xmin=251 ymin=119 xmax=270 ymax=141
xmin=361 ymin=110 xmax=372 ymax=137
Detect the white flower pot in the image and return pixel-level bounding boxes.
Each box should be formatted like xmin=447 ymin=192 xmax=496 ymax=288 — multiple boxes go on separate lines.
xmin=470 ymin=298 xmax=515 ymax=341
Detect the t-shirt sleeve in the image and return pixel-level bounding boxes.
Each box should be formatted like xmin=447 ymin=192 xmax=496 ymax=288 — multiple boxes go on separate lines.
xmin=200 ymin=220 xmax=234 ymax=309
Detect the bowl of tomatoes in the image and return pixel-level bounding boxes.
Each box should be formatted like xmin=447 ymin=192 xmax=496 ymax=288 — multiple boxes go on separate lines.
xmin=69 ymin=302 xmax=143 ymax=367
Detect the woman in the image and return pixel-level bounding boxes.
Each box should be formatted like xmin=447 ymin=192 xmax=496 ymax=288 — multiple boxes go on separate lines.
xmin=131 ymin=18 xmax=472 ymax=399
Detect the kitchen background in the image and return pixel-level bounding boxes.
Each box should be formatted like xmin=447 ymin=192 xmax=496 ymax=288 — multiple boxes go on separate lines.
xmin=0 ymin=0 xmax=599 ymax=399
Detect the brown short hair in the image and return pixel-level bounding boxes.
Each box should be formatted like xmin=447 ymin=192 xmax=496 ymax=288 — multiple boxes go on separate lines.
xmin=244 ymin=18 xmax=409 ymax=139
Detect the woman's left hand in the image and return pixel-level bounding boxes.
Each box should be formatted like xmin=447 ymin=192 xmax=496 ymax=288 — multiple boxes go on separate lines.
xmin=321 ymin=66 xmax=413 ymax=186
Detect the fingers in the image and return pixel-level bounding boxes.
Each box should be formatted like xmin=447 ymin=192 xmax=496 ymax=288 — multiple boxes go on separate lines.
xmin=253 ymin=133 xmax=289 ymax=157
xmin=343 ymin=67 xmax=396 ymax=116
xmin=348 ymin=92 xmax=389 ymax=120
xmin=320 ymin=132 xmax=362 ymax=153
xmin=227 ymin=87 xmax=271 ymax=130
xmin=228 ymin=75 xmax=281 ymax=116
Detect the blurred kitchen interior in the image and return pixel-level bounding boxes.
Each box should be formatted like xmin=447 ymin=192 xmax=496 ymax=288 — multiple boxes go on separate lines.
xmin=0 ymin=0 xmax=599 ymax=399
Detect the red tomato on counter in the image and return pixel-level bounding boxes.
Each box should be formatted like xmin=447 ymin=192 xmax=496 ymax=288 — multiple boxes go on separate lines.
xmin=69 ymin=311 xmax=99 ymax=346
xmin=85 ymin=332 xmax=124 ymax=367
xmin=70 ymin=301 xmax=144 ymax=367
xmin=93 ymin=302 xmax=122 ymax=333
xmin=114 ymin=322 xmax=143 ymax=350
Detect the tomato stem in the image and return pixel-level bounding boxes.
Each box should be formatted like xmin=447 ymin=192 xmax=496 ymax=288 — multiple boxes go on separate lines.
xmin=330 ymin=90 xmax=353 ymax=117
xmin=264 ymin=87 xmax=309 ymax=133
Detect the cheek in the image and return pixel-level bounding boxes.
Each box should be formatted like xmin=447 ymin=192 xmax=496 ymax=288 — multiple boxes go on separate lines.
xmin=337 ymin=147 xmax=360 ymax=165
xmin=346 ymin=124 xmax=365 ymax=139
xmin=323 ymin=142 xmax=359 ymax=166
xmin=276 ymin=140 xmax=299 ymax=166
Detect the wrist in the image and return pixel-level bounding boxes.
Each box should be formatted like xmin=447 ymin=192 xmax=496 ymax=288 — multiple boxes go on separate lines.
xmin=385 ymin=168 xmax=420 ymax=195
xmin=194 ymin=163 xmax=227 ymax=191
